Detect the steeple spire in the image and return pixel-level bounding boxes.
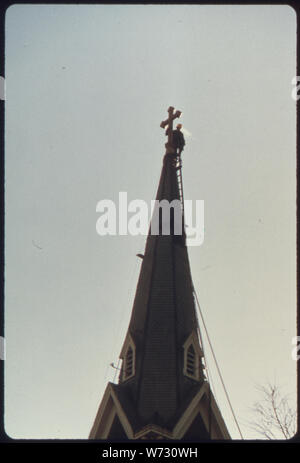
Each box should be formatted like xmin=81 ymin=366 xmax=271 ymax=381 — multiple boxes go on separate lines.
xmin=89 ymin=109 xmax=230 ymax=440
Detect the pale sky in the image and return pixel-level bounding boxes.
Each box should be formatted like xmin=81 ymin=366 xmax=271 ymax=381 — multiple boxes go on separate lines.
xmin=4 ymin=4 xmax=297 ymax=439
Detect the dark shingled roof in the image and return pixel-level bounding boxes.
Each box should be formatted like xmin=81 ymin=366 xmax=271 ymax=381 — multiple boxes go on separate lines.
xmin=113 ymin=153 xmax=205 ymax=431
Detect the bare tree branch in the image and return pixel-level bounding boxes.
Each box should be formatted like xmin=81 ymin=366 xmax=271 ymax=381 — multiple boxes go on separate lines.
xmin=249 ymin=383 xmax=296 ymax=440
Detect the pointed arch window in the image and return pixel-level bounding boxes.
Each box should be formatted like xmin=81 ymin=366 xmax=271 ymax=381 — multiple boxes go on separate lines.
xmin=183 ymin=332 xmax=204 ymax=381
xmin=119 ymin=334 xmax=136 ymax=382
xmin=186 ymin=344 xmax=196 ymax=376
xmin=124 ymin=346 xmax=134 ymax=379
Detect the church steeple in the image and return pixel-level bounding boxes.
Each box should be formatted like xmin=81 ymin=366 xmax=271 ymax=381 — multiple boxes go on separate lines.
xmin=89 ymin=108 xmax=230 ymax=440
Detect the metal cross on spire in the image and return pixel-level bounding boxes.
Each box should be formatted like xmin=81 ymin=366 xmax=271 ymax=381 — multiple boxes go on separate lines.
xmin=160 ymin=106 xmax=182 ymax=154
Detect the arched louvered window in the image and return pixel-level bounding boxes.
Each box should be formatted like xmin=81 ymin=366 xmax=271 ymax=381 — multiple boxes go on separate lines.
xmin=125 ymin=346 xmax=134 ymax=379
xmin=119 ymin=335 xmax=136 ymax=383
xmin=183 ymin=332 xmax=204 ymax=381
xmin=186 ymin=344 xmax=196 ymax=377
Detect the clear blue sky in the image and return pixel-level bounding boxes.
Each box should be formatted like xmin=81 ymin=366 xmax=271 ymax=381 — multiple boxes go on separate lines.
xmin=5 ymin=4 xmax=297 ymax=439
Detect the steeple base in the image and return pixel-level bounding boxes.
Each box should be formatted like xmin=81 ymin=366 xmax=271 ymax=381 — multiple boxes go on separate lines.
xmin=89 ymin=382 xmax=230 ymax=441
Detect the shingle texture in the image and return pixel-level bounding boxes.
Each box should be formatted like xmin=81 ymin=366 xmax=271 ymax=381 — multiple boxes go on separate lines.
xmin=114 ymin=154 xmax=204 ymax=430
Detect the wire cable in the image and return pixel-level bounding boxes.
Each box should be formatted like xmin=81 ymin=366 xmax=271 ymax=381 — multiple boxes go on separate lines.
xmin=108 ymin=233 xmax=145 ymax=383
xmin=195 ymin=305 xmax=218 ymax=403
xmin=193 ymin=285 xmax=244 ymax=439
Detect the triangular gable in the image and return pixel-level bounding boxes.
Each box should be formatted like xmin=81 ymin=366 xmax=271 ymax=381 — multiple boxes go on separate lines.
xmin=89 ymin=383 xmax=134 ymax=439
xmin=173 ymin=382 xmax=230 ymax=439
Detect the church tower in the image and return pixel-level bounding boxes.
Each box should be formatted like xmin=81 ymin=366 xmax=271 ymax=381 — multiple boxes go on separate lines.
xmin=89 ymin=107 xmax=230 ymax=441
